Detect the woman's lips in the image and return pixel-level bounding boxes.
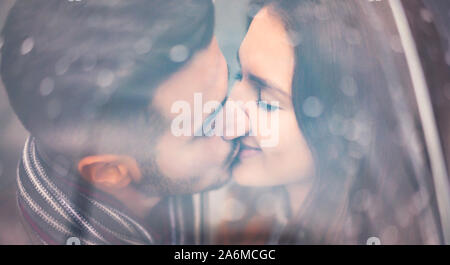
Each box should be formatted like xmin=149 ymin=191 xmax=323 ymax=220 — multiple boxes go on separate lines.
xmin=238 ymin=145 xmax=262 ymax=159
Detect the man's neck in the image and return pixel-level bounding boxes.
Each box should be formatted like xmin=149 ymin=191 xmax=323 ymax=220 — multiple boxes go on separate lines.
xmin=110 ymin=188 xmax=161 ymax=219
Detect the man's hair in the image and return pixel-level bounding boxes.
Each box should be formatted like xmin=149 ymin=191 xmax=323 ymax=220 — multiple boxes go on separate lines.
xmin=1 ymin=0 xmax=214 ymax=155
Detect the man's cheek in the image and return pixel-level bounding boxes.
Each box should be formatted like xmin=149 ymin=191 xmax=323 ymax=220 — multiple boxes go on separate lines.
xmin=192 ymin=138 xmax=230 ymax=165
xmin=154 ymin=135 xmax=189 ymax=179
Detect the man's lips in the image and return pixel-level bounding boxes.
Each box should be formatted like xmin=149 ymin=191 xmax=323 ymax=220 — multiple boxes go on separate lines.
xmin=238 ymin=143 xmax=262 ymax=159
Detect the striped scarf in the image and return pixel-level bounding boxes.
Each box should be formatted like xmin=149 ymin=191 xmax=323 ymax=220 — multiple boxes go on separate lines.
xmin=17 ymin=136 xmax=186 ymax=245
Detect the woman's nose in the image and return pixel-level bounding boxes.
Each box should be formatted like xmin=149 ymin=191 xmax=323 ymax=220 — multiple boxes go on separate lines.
xmin=221 ymin=83 xmax=252 ymax=140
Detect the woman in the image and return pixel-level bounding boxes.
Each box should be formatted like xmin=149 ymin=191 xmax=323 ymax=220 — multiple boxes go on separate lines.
xmin=219 ymin=0 xmax=442 ymax=244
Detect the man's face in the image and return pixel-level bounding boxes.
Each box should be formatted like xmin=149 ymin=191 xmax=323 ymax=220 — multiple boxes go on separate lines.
xmin=136 ymin=37 xmax=237 ymax=195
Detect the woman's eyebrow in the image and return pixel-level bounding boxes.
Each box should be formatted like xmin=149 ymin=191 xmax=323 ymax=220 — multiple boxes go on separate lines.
xmin=237 ymin=51 xmax=289 ymax=98
xmin=247 ymin=73 xmax=289 ymax=98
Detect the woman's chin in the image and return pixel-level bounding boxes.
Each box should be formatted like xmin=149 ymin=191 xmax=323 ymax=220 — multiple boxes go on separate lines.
xmin=231 ymin=160 xmax=312 ymax=187
xmin=232 ymin=165 xmax=277 ymax=187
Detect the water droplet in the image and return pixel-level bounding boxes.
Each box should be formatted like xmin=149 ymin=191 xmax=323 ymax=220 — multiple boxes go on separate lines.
xmin=134 ymin=37 xmax=152 ymax=55
xmin=287 ymin=29 xmax=302 ymax=46
xmin=169 ymin=45 xmax=189 ymax=63
xmin=340 ymin=76 xmax=358 ymax=97
xmin=223 ymin=198 xmax=245 ymax=222
xmin=117 ymin=53 xmax=135 ymax=77
xmin=445 ymin=51 xmax=450 ymax=66
xmin=390 ymin=35 xmax=403 ymax=53
xmin=66 ymin=237 xmax=81 ymax=245
xmin=369 ymin=14 xmax=383 ymax=32
xmin=47 ymin=99 xmax=62 ymax=120
xmin=97 ymin=69 xmax=115 ymax=88
xmin=303 ymin=96 xmax=323 ymax=118
xmin=381 ymin=225 xmax=398 ymax=244
xmin=396 ymin=209 xmax=411 ymax=228
xmin=256 ymin=193 xmax=278 ymax=217
xmin=443 ymin=83 xmax=450 ymax=101
xmin=409 ymin=189 xmax=430 ymax=215
xmin=53 ymin=155 xmax=71 ymax=176
xmin=366 ymin=237 xmax=381 ymax=245
xmin=55 ymin=55 xmax=73 ymax=76
xmin=21 ymin=37 xmax=34 ymax=55
xmin=345 ymin=216 xmax=362 ymax=238
xmin=345 ymin=29 xmax=362 ymax=46
xmin=0 ymin=36 xmax=4 ymax=50
xmin=314 ymin=5 xmax=330 ymax=21
xmin=297 ymin=230 xmax=306 ymax=239
xmin=81 ymin=54 xmax=97 ymax=72
xmin=420 ymin=8 xmax=433 ymax=23
xmin=345 ymin=120 xmax=360 ymax=142
xmin=348 ymin=142 xmax=365 ymax=159
xmin=352 ymin=189 xmax=372 ymax=212
xmin=40 ymin=77 xmax=55 ymax=96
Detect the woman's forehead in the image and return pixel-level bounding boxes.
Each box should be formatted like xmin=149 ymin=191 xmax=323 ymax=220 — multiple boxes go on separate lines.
xmin=240 ymin=7 xmax=295 ymax=95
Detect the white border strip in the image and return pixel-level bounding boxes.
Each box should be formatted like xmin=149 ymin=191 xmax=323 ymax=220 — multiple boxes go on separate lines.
xmin=390 ymin=0 xmax=450 ymax=244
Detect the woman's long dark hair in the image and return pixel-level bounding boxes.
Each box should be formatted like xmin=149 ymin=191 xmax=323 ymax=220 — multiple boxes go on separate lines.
xmin=257 ymin=0 xmax=442 ymax=244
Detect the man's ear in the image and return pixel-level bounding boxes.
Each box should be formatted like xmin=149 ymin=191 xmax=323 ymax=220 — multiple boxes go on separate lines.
xmin=78 ymin=155 xmax=142 ymax=191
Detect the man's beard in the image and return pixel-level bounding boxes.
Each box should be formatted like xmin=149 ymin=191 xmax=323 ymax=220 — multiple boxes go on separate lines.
xmin=124 ymin=111 xmax=239 ymax=197
xmin=133 ymin=152 xmax=234 ymax=197
xmin=132 ymin=140 xmax=239 ymax=197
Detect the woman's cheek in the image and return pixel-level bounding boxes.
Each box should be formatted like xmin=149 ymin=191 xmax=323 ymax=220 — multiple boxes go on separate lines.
xmin=262 ymin=111 xmax=314 ymax=183
xmin=250 ymin=108 xmax=276 ymax=148
xmin=263 ymin=111 xmax=298 ymax=151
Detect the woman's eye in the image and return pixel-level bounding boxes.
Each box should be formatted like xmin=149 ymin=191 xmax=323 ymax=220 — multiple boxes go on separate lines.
xmin=257 ymin=100 xmax=280 ymax=112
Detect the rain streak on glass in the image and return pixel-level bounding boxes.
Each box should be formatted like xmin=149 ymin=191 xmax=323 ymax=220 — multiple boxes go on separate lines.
xmin=20 ymin=37 xmax=34 ymax=55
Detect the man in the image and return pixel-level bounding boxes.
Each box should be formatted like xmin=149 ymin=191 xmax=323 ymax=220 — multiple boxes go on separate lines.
xmin=1 ymin=0 xmax=235 ymax=244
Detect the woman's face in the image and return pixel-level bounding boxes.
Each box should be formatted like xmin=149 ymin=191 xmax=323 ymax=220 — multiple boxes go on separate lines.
xmin=229 ymin=7 xmax=314 ymax=186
